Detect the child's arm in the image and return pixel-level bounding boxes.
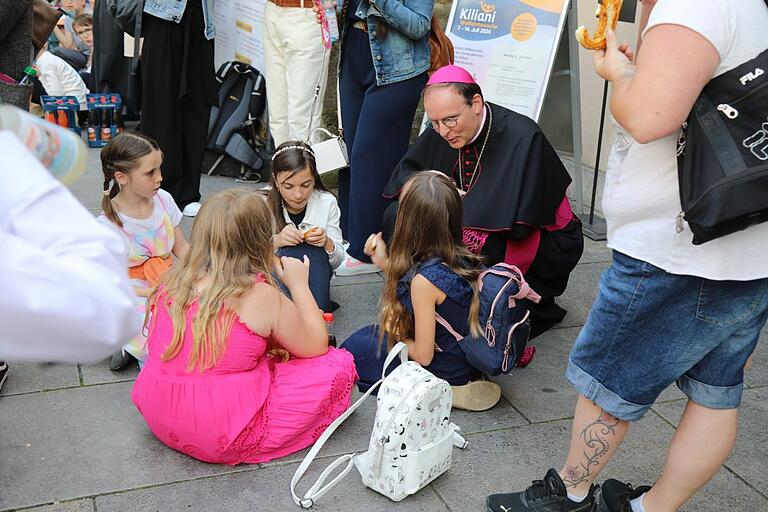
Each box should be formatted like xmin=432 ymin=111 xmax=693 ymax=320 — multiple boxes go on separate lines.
xmin=271 ymin=255 xmax=328 ymax=357
xmin=172 ymin=226 xmax=190 ymax=260
xmin=408 ymin=274 xmax=447 ymax=366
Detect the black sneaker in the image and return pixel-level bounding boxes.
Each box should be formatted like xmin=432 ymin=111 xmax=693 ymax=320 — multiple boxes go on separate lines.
xmin=0 ymin=361 xmax=7 ymax=392
xmin=486 ymin=468 xmax=598 ymax=512
xmin=597 ymin=479 xmax=652 ymax=512
xmin=109 ymin=350 xmax=136 ymax=371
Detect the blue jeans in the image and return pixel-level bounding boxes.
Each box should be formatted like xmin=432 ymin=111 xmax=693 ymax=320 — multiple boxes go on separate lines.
xmin=567 ymin=251 xmax=768 ymax=421
xmin=278 ymin=243 xmax=332 ymax=312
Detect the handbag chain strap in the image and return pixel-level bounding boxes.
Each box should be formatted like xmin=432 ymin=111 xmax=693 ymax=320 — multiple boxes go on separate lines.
xmin=305 ymin=44 xmax=343 ymax=142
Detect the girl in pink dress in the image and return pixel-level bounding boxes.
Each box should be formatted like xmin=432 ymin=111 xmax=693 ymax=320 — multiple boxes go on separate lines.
xmin=131 ymin=189 xmax=358 ymax=464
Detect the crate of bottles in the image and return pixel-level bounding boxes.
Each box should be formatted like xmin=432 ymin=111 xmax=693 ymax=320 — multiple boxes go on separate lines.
xmin=40 ymin=95 xmax=81 ymax=136
xmin=86 ymin=93 xmax=125 ymax=148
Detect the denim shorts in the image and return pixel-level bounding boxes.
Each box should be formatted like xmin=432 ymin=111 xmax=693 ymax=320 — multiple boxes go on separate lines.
xmin=567 ymin=251 xmax=768 ymax=421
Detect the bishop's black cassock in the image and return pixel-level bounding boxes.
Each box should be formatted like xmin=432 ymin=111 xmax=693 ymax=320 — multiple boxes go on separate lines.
xmin=383 ymin=102 xmax=584 ymax=337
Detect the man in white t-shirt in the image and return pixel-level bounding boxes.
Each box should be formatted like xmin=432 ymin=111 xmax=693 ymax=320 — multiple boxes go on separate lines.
xmin=486 ymin=1 xmax=768 ymax=512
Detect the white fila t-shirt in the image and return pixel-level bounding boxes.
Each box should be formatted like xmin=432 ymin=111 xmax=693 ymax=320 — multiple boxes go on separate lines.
xmin=602 ymin=0 xmax=768 ymax=280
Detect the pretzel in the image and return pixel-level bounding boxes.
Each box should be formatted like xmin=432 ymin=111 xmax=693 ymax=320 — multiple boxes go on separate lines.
xmin=302 ymin=227 xmax=318 ymax=240
xmin=575 ymin=0 xmax=623 ymax=50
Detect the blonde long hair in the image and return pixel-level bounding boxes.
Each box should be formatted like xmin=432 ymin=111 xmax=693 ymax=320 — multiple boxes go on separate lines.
xmin=380 ymin=172 xmax=483 ymax=343
xmin=150 ymin=189 xmax=279 ymax=372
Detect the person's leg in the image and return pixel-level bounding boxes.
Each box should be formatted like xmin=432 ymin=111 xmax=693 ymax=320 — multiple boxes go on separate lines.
xmin=487 ymin=252 xmax=750 ymax=512
xmin=640 ymin=402 xmax=736 ymax=512
xmin=340 ymin=325 xmax=397 ymax=392
xmin=345 ymin=72 xmax=426 ymax=262
xmin=262 ymin=2 xmax=290 ymax=146
xmin=559 ymin=394 xmax=629 ymax=496
xmin=178 ymin=92 xmax=209 ymax=207
xmin=337 ymin=29 xmax=367 ymax=237
xmin=278 ymin=243 xmax=332 ymax=312
xmin=176 ymin=3 xmax=215 ymax=209
xmin=140 ymin=14 xmax=184 ymax=202
xmin=381 ymin=200 xmax=398 ymax=244
xmin=283 ymin=6 xmax=326 ymax=142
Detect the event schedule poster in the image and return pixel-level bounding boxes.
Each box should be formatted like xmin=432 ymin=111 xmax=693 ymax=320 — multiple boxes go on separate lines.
xmin=446 ymin=0 xmax=568 ymax=120
xmin=213 ymin=0 xmax=266 ymax=72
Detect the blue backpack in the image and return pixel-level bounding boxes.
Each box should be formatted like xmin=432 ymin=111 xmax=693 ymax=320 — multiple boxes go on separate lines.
xmin=432 ymin=262 xmax=540 ymax=376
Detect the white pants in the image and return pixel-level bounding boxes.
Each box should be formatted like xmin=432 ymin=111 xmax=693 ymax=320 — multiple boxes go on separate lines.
xmin=262 ymin=1 xmax=328 ymax=147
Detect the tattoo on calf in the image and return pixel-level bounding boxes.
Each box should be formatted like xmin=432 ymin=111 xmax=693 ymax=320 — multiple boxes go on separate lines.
xmin=562 ymin=410 xmax=620 ymax=488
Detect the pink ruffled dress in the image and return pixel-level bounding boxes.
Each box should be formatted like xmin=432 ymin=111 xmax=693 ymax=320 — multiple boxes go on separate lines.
xmin=131 ymin=281 xmax=358 ymax=465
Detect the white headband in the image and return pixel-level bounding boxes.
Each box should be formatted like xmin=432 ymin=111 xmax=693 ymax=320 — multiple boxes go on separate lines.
xmin=271 ymin=145 xmax=315 ymax=161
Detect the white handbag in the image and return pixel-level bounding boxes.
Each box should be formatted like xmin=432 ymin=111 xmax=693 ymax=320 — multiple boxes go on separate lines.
xmin=310 ymin=126 xmax=348 ymax=176
xmin=305 ymin=49 xmax=349 ymax=176
xmin=290 ymin=342 xmax=468 ymax=508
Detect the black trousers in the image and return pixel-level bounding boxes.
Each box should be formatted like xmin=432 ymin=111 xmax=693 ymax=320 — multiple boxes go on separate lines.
xmin=139 ymin=0 xmax=216 ymax=209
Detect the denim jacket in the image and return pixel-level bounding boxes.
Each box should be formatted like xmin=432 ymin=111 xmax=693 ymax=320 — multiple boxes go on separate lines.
xmin=144 ymin=0 xmax=215 ymax=40
xmin=343 ymin=0 xmax=433 ymax=85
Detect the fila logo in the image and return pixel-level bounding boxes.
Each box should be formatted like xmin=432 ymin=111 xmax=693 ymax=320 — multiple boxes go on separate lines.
xmin=740 ymin=68 xmax=764 ymax=85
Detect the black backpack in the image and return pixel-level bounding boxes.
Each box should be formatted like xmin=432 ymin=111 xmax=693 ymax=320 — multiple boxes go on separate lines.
xmin=206 ymin=61 xmax=267 ymax=179
xmin=677 ymin=2 xmax=768 ymax=245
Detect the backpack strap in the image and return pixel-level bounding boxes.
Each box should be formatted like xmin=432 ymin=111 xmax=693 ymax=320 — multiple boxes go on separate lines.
xmin=290 ymin=342 xmax=410 ymax=508
xmin=435 ymin=313 xmax=464 ymax=342
xmin=479 ymin=263 xmax=541 ymax=302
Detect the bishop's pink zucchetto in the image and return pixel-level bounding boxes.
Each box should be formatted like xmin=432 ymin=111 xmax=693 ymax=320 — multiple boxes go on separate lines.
xmin=425 ymin=65 xmax=477 ymax=87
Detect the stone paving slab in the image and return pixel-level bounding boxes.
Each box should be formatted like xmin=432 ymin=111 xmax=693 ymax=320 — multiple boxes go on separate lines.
xmin=257 ymin=390 xmax=527 ymax=468
xmin=554 ymin=261 xmax=608 ymax=330
xmin=492 ymin=327 xmax=581 ymax=423
xmin=332 ymin=272 xmax=385 ymax=286
xmin=0 ymin=382 xmax=242 ymax=511
xmin=652 ymin=387 xmax=768 ymax=499
xmin=331 ymin=281 xmax=384 ymax=343
xmin=0 ymin=363 xmax=79 ymax=397
xmin=17 ymin=500 xmax=94 ymax=512
xmin=579 ymin=238 xmax=613 ymax=265
xmin=94 ymin=462 xmax=450 ymax=512
xmin=78 ymin=359 xmax=139 ymax=386
xmin=431 ymin=415 xmax=768 ymax=512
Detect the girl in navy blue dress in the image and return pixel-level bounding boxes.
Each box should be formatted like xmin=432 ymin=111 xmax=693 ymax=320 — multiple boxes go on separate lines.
xmin=342 ymin=171 xmax=501 ymax=411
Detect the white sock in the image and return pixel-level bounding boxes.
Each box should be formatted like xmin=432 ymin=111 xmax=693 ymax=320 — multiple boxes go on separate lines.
xmin=567 ymin=491 xmax=588 ymax=503
xmin=630 ymin=493 xmax=647 ymax=512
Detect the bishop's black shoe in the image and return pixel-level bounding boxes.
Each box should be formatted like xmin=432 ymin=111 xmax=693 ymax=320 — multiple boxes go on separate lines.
xmin=486 ymin=468 xmax=598 ymax=512
xmin=597 ymin=479 xmax=652 ymax=512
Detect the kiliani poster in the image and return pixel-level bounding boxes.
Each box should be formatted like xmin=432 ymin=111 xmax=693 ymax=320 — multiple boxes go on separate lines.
xmin=445 ymin=0 xmax=569 ymax=120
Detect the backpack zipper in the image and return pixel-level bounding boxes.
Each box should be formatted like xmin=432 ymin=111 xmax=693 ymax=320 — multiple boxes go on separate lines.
xmin=372 ymin=373 xmax=433 ymax=477
xmin=715 ymin=80 xmax=768 ymax=120
xmin=485 ymin=278 xmax=513 ymax=347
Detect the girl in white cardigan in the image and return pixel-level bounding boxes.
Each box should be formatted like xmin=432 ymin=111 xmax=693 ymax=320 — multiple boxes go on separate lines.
xmin=268 ymin=141 xmax=344 ymax=312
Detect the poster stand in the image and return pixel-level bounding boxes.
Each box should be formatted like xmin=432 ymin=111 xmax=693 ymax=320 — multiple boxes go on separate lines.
xmin=571 ymin=0 xmax=637 ymax=241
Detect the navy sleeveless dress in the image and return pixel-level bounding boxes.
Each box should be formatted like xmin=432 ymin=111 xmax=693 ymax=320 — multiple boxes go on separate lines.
xmin=342 ymin=260 xmax=480 ymax=390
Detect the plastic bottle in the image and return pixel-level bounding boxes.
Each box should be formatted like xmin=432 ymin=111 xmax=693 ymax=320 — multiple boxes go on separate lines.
xmin=0 ymin=105 xmax=88 ymax=185
xmin=323 ymin=312 xmax=337 ymax=347
xmin=18 ymin=66 xmax=38 ymax=86
xmin=57 ymin=109 xmax=69 ymax=128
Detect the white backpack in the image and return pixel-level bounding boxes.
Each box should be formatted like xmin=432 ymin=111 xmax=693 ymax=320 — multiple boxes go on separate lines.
xmin=290 ymin=342 xmax=468 ymax=507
